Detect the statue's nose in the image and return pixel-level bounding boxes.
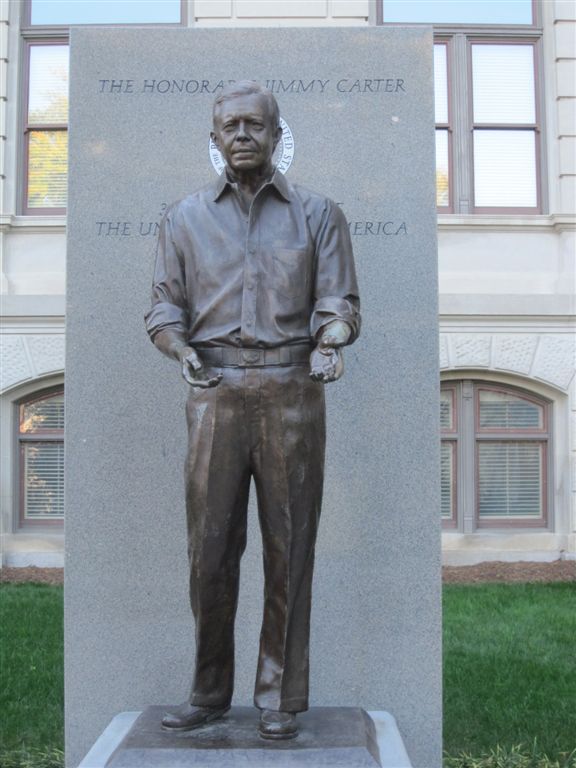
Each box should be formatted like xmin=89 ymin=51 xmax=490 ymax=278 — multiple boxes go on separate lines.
xmin=236 ymin=122 xmax=249 ymax=140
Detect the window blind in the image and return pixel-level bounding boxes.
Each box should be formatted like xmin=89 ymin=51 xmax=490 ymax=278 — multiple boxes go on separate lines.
xmin=21 ymin=393 xmax=65 ymax=432
xmin=434 ymin=44 xmax=448 ymax=124
xmin=473 ymin=130 xmax=537 ymax=208
xmin=440 ymin=389 xmax=454 ymax=430
xmin=472 ymin=45 xmax=535 ymax=124
xmin=478 ymin=442 xmax=542 ymax=518
xmin=441 ymin=442 xmax=455 ymax=519
xmin=28 ymin=45 xmax=69 ymax=125
xmin=27 ymin=131 xmax=68 ymax=209
xmin=479 ymin=390 xmax=542 ymax=430
xmin=26 ymin=44 xmax=69 ymax=212
xmin=23 ymin=442 xmax=64 ymax=518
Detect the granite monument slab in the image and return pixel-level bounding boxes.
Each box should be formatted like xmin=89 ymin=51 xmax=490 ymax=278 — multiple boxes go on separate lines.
xmin=65 ymin=26 xmax=441 ymax=768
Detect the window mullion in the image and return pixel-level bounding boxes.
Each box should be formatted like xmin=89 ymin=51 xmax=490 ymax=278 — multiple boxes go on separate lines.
xmin=534 ymin=37 xmax=547 ymax=212
xmin=450 ymin=34 xmax=473 ymax=214
xmin=460 ymin=380 xmax=476 ymax=532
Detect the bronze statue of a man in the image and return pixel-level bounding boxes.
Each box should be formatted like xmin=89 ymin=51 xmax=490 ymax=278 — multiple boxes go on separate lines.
xmin=145 ymin=81 xmax=360 ymax=740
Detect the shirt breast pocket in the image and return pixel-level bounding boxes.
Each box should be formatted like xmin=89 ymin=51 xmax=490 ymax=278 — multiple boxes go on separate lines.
xmin=272 ymin=248 xmax=310 ymax=300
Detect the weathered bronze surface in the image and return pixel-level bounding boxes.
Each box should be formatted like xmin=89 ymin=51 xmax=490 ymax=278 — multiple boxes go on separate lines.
xmin=145 ymin=81 xmax=360 ymax=736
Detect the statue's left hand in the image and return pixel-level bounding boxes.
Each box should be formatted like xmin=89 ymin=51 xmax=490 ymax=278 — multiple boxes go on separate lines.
xmin=310 ymin=336 xmax=344 ymax=383
xmin=309 ymin=320 xmax=351 ymax=383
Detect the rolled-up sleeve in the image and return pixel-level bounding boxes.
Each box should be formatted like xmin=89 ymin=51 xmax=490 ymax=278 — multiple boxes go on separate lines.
xmin=310 ymin=200 xmax=361 ymax=343
xmin=144 ymin=210 xmax=189 ymax=342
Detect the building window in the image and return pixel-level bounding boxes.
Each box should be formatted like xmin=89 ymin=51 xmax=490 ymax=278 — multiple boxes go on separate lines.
xmin=440 ymin=386 xmax=457 ymax=526
xmin=20 ymin=1 xmax=184 ymax=214
xmin=470 ymin=41 xmax=539 ymax=211
xmin=17 ymin=388 xmax=64 ymax=526
xmin=380 ymin=1 xmax=543 ymax=213
xmin=441 ymin=381 xmax=550 ymax=530
xmin=434 ymin=41 xmax=450 ymax=208
xmin=24 ymin=42 xmax=69 ymax=214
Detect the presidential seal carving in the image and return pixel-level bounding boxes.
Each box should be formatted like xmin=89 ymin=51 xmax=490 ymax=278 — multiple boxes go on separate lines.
xmin=209 ymin=117 xmax=294 ymax=175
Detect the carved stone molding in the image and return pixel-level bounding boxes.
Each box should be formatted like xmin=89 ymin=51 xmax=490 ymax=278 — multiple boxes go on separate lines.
xmin=0 ymin=336 xmax=31 ymax=392
xmin=2 ymin=330 xmax=574 ymax=394
xmin=27 ymin=336 xmax=66 ymax=377
xmin=441 ymin=332 xmax=575 ymax=391
xmin=452 ymin=335 xmax=491 ymax=368
xmin=0 ymin=333 xmax=65 ymax=394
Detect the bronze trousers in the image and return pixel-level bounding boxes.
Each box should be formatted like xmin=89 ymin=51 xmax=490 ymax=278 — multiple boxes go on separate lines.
xmin=185 ymin=364 xmax=326 ymax=713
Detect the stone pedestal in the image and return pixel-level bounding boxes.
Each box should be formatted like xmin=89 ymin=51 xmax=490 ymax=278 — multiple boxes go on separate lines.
xmin=78 ymin=708 xmax=412 ymax=768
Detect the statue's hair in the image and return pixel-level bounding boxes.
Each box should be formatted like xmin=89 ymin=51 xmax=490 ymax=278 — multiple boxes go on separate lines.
xmin=213 ymin=80 xmax=280 ymax=127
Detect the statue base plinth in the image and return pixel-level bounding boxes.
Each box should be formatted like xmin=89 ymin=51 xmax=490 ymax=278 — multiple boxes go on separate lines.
xmin=78 ymin=706 xmax=412 ymax=767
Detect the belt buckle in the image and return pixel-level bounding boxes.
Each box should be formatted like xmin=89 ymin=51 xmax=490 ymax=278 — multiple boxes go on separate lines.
xmin=241 ymin=349 xmax=261 ymax=365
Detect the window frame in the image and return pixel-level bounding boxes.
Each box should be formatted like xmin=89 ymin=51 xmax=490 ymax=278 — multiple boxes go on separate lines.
xmin=19 ymin=0 xmax=188 ymax=215
xmin=467 ymin=37 xmax=542 ymax=214
xmin=14 ymin=386 xmax=65 ymax=528
xmin=440 ymin=383 xmax=458 ymax=528
xmin=377 ymin=0 xmax=545 ymax=214
xmin=434 ymin=38 xmax=453 ymax=211
xmin=22 ymin=39 xmax=69 ymax=215
xmin=475 ymin=384 xmax=548 ymax=435
xmin=440 ymin=380 xmax=552 ymax=532
xmin=474 ymin=383 xmax=549 ymax=528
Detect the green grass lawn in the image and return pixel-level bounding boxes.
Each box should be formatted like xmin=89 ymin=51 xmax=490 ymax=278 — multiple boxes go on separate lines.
xmin=443 ymin=583 xmax=576 ymax=763
xmin=0 ymin=581 xmax=575 ymax=767
xmin=0 ymin=584 xmax=63 ymax=763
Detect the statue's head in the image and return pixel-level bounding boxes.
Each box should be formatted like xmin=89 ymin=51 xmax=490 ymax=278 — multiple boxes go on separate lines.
xmin=211 ymin=81 xmax=282 ymax=175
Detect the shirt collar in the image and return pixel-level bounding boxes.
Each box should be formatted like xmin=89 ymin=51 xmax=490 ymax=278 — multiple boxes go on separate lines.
xmin=212 ymin=168 xmax=291 ymax=203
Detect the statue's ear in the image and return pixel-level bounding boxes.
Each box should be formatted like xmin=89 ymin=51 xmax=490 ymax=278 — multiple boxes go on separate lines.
xmin=210 ymin=130 xmax=220 ymax=149
xmin=273 ymin=124 xmax=283 ymax=150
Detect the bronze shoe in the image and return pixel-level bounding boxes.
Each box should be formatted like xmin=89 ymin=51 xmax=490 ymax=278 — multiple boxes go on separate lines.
xmin=258 ymin=709 xmax=298 ymax=740
xmin=161 ymin=702 xmax=230 ymax=731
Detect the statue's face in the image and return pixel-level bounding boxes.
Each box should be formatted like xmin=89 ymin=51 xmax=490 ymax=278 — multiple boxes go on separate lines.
xmin=211 ymin=93 xmax=282 ymax=174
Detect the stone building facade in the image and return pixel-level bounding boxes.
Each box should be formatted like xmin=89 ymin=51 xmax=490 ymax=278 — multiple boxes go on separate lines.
xmin=1 ymin=0 xmax=574 ymax=566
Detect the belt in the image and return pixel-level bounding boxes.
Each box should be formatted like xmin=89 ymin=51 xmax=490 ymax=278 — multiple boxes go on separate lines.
xmin=197 ymin=344 xmax=311 ymax=368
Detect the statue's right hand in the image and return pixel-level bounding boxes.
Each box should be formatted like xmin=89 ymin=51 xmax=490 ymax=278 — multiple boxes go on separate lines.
xmin=180 ymin=347 xmax=223 ymax=388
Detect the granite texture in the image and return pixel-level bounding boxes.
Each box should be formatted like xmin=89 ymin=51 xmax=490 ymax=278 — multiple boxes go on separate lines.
xmin=65 ymin=27 xmax=440 ymax=768
xmin=104 ymin=707 xmax=381 ymax=767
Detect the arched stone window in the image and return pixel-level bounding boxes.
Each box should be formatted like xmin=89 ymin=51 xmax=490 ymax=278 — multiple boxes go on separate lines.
xmin=17 ymin=386 xmax=64 ymax=526
xmin=441 ymin=381 xmax=550 ymax=530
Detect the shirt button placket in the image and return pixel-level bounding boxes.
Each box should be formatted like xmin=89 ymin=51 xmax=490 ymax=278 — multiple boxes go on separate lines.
xmin=241 ymin=210 xmax=258 ymax=345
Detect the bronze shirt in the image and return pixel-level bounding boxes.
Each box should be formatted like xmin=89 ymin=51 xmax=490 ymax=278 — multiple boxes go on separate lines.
xmin=145 ymin=170 xmax=360 ymax=349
